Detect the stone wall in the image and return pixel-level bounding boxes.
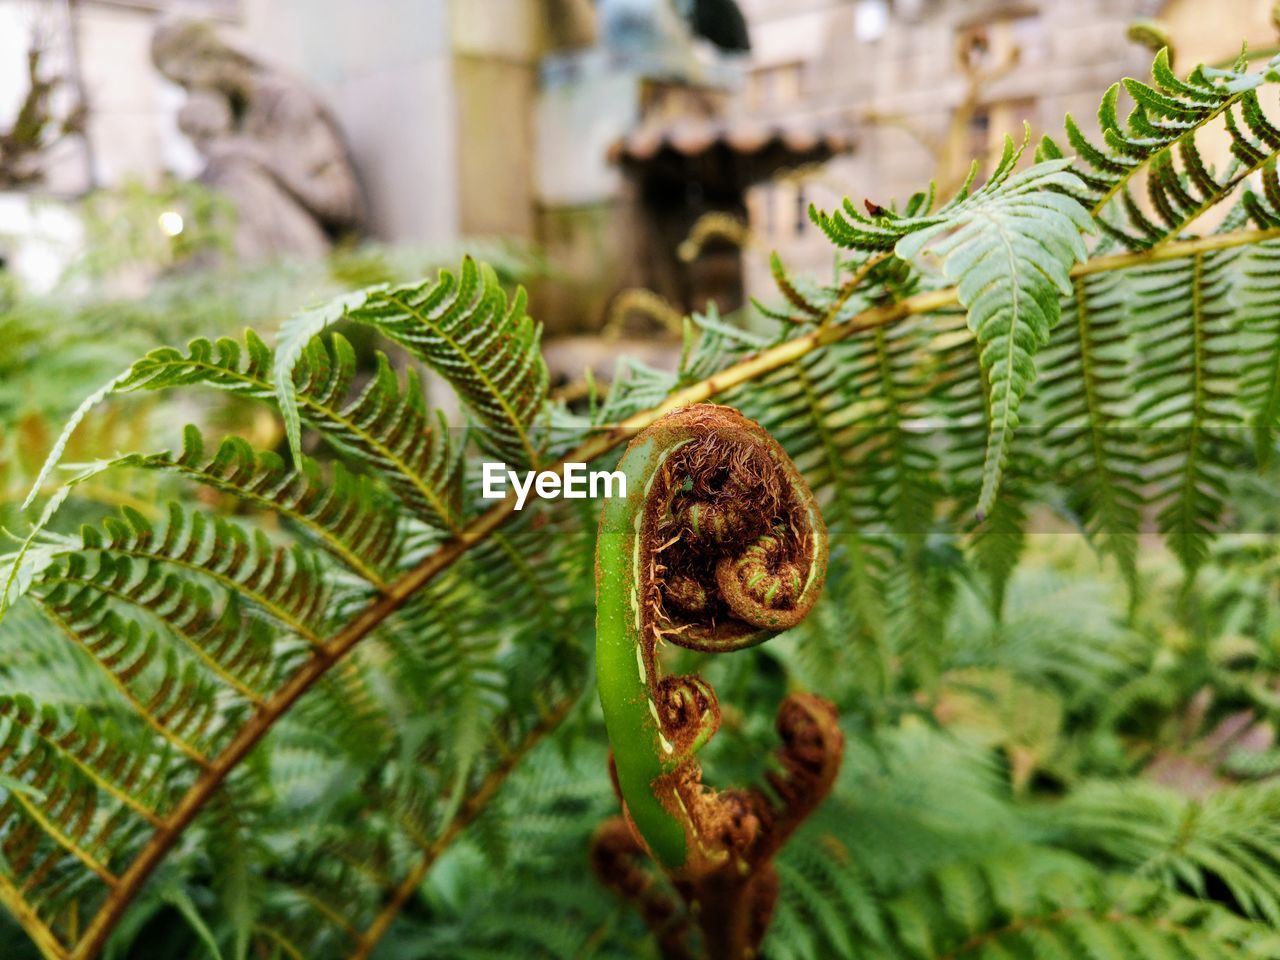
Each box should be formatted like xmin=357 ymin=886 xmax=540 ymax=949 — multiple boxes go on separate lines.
xmin=734 ymin=0 xmax=1206 ymax=300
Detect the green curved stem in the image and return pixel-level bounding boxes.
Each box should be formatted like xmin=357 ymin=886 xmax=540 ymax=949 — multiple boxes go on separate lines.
xmin=595 ymin=404 xmax=829 ymax=877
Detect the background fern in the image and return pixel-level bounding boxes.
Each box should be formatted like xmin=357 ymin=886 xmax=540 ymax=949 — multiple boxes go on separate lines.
xmin=4 ymin=45 xmax=1280 ymax=960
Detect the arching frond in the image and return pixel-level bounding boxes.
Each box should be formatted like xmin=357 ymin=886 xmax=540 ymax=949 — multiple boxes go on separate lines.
xmin=1036 ymin=270 xmax=1143 ymax=591
xmin=815 ymin=136 xmax=1093 ymax=516
xmin=1038 ymin=48 xmax=1280 ymax=248
xmin=115 ymin=426 xmax=404 ymax=587
xmin=1130 ymin=249 xmax=1246 ymax=574
xmin=275 ymin=257 xmax=549 ymax=469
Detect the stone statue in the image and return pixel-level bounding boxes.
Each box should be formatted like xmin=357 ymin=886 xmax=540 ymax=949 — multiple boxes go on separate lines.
xmin=151 ymin=18 xmax=364 ymax=261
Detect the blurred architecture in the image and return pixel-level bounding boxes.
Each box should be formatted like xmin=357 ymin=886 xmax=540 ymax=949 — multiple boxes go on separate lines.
xmin=0 ymin=0 xmax=1276 ymax=311
xmin=538 ymin=0 xmax=849 ymax=336
xmin=734 ymin=0 xmax=1280 ymax=294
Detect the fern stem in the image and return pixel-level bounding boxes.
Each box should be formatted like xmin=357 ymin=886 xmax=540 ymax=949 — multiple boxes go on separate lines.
xmin=819 ymin=252 xmax=891 ymax=326
xmin=62 ymin=223 xmax=1280 ymax=959
xmin=1079 ymin=226 xmax=1280 ymax=272
xmin=346 ymin=693 xmax=577 ymax=960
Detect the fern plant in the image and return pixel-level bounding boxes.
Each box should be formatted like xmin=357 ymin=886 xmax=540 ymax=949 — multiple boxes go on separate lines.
xmin=4 ymin=45 xmax=1280 ymax=960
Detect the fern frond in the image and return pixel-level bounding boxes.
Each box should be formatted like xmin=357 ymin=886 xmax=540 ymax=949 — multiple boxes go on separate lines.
xmin=350 ymin=735 xmax=632 ymax=960
xmin=896 ymin=144 xmax=1092 ymax=518
xmin=1237 ymin=233 xmax=1280 ymax=462
xmin=1131 ymin=249 xmax=1246 ymax=575
xmin=816 ymin=135 xmax=1093 ymax=516
xmin=0 ymin=696 xmax=169 ymax=827
xmin=759 ymin=251 xmax=830 ymax=323
xmin=946 ymin=570 xmax=1147 ymax=716
xmin=275 ymin=257 xmax=549 ymax=469
xmin=35 ymin=550 xmax=292 ymax=704
xmin=117 ymin=425 xmax=403 ymax=588
xmin=81 ymin=505 xmax=332 ymax=645
xmin=875 ymin=849 xmax=1280 ymax=959
xmin=1036 ymin=271 xmax=1143 ymax=591
xmin=248 ymin=650 xmax=585 ymax=960
xmin=929 ymin=320 xmax=1035 ymax=617
xmin=1039 ymin=48 xmax=1280 ymax=248
xmin=12 ymin=502 xmax=332 ymax=777
xmin=49 ymin=332 xmax=464 ymax=532
xmin=28 ymin=595 xmax=223 ymax=765
xmin=769 ymin=834 xmax=882 ymax=959
xmin=1048 ymin=779 xmax=1280 ymax=926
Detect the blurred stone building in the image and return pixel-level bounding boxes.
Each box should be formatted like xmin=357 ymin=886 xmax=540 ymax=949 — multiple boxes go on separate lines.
xmin=732 ymin=0 xmax=1278 ymax=294
xmin=0 ymin=0 xmax=1276 ymax=317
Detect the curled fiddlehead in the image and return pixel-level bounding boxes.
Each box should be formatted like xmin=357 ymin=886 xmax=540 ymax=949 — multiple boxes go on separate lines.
xmin=594 ymin=404 xmax=841 ymax=957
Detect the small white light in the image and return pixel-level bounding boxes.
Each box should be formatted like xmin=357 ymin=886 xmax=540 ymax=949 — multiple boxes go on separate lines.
xmin=158 ymin=211 xmax=185 ymax=237
xmin=855 ymin=0 xmax=889 ymax=42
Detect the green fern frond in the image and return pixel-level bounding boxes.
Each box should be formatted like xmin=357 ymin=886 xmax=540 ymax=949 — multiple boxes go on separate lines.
xmin=1241 ymin=160 xmax=1280 ymax=231
xmin=1048 ymin=779 xmax=1280 ymax=926
xmin=0 ymin=696 xmax=170 ymax=826
xmin=116 ymin=425 xmax=404 ymax=587
xmin=816 ymin=134 xmax=1093 ymax=517
xmin=250 ymin=653 xmax=587 ymax=959
xmin=946 ymin=570 xmax=1147 ymax=716
xmin=35 ymin=548 xmax=293 ymax=704
xmin=769 ymin=835 xmax=882 ymax=959
xmin=877 ymin=849 xmax=1280 ymax=959
xmin=80 ymin=505 xmax=333 ymax=644
xmin=1036 ymin=271 xmax=1143 ymax=591
xmin=764 ymin=250 xmax=826 ymax=321
xmin=1039 ymin=48 xmax=1280 ymax=248
xmin=28 ymin=595 xmax=227 ymax=764
xmin=275 ymin=257 xmax=549 ymax=469
xmin=1131 ymin=249 xmax=1246 ymax=575
xmin=895 ymin=144 xmax=1092 ymax=518
xmin=37 ymin=331 xmax=464 ymax=532
xmin=928 ymin=321 xmax=1035 ymax=618
xmin=11 ymin=502 xmax=332 ymax=773
xmin=1237 ymin=235 xmax=1280 ymax=462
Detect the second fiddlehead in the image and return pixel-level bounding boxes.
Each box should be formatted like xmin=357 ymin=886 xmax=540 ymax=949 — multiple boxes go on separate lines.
xmin=594 ymin=403 xmax=841 ymax=958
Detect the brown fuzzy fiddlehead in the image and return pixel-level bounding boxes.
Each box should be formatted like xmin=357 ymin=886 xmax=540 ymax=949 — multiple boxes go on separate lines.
xmin=594 ymin=404 xmax=841 ymax=959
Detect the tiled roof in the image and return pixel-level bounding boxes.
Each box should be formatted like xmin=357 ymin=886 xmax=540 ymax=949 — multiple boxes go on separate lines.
xmin=609 ymin=116 xmax=853 ymax=166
